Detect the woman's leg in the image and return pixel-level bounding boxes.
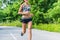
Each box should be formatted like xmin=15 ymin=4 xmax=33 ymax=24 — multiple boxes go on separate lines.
xmin=21 ymin=22 xmax=26 ymax=36
xmin=28 ymin=21 xmax=32 ymax=40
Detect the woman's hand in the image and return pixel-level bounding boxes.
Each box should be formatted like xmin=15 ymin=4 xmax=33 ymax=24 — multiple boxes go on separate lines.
xmin=29 ymin=13 xmax=33 ymax=16
xmin=19 ymin=11 xmax=33 ymax=17
xmin=21 ymin=11 xmax=30 ymax=15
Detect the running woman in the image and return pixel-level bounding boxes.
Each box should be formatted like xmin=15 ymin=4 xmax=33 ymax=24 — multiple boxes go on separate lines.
xmin=18 ymin=0 xmax=33 ymax=40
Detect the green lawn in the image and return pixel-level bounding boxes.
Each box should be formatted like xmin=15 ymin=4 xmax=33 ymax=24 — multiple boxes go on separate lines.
xmin=0 ymin=20 xmax=22 ymax=27
xmin=33 ymin=23 xmax=60 ymax=32
xmin=0 ymin=20 xmax=60 ymax=32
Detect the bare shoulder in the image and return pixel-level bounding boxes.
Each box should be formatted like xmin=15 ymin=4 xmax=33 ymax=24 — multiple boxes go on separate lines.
xmin=28 ymin=3 xmax=31 ymax=7
xmin=20 ymin=4 xmax=23 ymax=7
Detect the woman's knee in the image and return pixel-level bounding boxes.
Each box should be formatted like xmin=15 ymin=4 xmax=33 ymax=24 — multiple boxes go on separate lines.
xmin=28 ymin=27 xmax=32 ymax=32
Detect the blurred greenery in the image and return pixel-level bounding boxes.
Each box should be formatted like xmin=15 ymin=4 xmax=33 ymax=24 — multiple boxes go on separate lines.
xmin=33 ymin=23 xmax=60 ymax=32
xmin=0 ymin=0 xmax=60 ymax=32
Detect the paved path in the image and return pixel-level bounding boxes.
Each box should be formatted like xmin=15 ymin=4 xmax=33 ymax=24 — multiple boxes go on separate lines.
xmin=0 ymin=26 xmax=60 ymax=40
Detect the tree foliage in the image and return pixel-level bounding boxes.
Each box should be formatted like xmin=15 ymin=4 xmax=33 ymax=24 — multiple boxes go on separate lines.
xmin=0 ymin=0 xmax=60 ymax=24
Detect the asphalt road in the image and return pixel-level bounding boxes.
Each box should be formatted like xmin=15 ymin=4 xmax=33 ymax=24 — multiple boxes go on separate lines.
xmin=0 ymin=26 xmax=60 ymax=40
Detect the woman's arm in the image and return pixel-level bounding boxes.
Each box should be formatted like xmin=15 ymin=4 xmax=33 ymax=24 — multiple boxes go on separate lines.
xmin=18 ymin=4 xmax=23 ymax=14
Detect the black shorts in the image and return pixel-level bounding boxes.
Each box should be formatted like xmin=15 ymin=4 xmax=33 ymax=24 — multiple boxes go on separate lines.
xmin=20 ymin=17 xmax=32 ymax=23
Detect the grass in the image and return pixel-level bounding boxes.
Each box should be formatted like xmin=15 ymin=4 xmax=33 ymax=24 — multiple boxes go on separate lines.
xmin=0 ymin=20 xmax=60 ymax=32
xmin=33 ymin=23 xmax=60 ymax=32
xmin=0 ymin=20 xmax=22 ymax=27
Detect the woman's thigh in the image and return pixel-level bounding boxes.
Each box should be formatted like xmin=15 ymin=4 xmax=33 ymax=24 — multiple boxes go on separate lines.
xmin=28 ymin=21 xmax=32 ymax=29
xmin=22 ymin=22 xmax=26 ymax=30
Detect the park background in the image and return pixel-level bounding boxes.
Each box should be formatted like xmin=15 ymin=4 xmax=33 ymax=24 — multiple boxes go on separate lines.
xmin=0 ymin=0 xmax=60 ymax=32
